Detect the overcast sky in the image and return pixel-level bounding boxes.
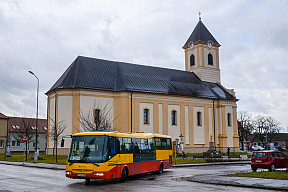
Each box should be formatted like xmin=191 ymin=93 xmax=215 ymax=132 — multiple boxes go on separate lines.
xmin=1 ymin=0 xmax=287 ymax=132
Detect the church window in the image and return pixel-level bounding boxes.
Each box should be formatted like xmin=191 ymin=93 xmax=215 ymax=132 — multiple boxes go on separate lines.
xmin=94 ymin=109 xmax=101 ymax=124
xmin=208 ymin=53 xmax=213 ymax=65
xmin=0 ymin=140 xmax=3 ymax=148
xmin=144 ymin=108 xmax=149 ymax=124
xmin=171 ymin=110 xmax=177 ymax=125
xmin=227 ymin=113 xmax=232 ymax=126
xmin=197 ymin=112 xmax=202 ymax=126
xmin=11 ymin=140 xmax=16 ymax=147
xmin=190 ymin=54 xmax=195 ymax=66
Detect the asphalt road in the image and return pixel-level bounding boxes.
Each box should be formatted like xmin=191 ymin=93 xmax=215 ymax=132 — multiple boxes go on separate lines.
xmin=0 ymin=164 xmax=273 ymax=192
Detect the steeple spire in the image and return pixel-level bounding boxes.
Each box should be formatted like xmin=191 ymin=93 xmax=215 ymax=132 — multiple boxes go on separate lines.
xmin=182 ymin=19 xmax=220 ymax=49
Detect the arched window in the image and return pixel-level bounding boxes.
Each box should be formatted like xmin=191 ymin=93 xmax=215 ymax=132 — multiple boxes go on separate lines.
xmin=171 ymin=110 xmax=177 ymax=125
xmin=208 ymin=53 xmax=213 ymax=65
xmin=197 ymin=111 xmax=202 ymax=126
xmin=227 ymin=113 xmax=232 ymax=126
xmin=190 ymin=54 xmax=195 ymax=66
xmin=94 ymin=109 xmax=101 ymax=124
xmin=144 ymin=108 xmax=149 ymax=124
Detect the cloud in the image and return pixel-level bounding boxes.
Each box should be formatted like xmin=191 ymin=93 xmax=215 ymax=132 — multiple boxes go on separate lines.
xmin=0 ymin=0 xmax=287 ymax=132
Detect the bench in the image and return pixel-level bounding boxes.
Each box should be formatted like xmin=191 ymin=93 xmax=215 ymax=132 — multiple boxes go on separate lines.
xmin=228 ymin=155 xmax=241 ymax=160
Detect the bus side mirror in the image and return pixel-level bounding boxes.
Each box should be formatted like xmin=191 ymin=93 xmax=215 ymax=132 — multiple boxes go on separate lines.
xmin=61 ymin=138 xmax=65 ymax=147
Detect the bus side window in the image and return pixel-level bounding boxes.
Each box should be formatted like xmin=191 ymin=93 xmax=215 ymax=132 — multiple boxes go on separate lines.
xmin=167 ymin=138 xmax=172 ymax=150
xmin=115 ymin=137 xmax=120 ymax=154
xmin=161 ymin=138 xmax=167 ymax=149
xmin=118 ymin=137 xmax=124 ymax=153
xmin=155 ymin=138 xmax=162 ymax=149
xmin=109 ymin=137 xmax=116 ymax=154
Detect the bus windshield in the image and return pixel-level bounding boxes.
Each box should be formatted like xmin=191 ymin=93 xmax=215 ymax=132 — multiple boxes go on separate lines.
xmin=68 ymin=135 xmax=108 ymax=163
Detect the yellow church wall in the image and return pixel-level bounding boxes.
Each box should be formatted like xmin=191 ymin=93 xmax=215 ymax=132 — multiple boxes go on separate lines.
xmin=46 ymin=89 xmax=238 ymax=155
xmin=130 ymin=93 xmax=238 ymax=152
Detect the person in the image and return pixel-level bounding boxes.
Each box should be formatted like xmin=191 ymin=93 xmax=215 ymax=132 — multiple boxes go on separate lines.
xmin=227 ymin=147 xmax=230 ymax=156
xmin=181 ymin=151 xmax=187 ymax=159
xmin=83 ymin=146 xmax=91 ymax=158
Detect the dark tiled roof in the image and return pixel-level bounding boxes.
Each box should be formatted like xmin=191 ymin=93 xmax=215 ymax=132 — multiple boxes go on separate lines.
xmin=183 ymin=20 xmax=220 ymax=48
xmin=8 ymin=117 xmax=47 ymax=133
xmin=47 ymin=56 xmax=236 ymax=100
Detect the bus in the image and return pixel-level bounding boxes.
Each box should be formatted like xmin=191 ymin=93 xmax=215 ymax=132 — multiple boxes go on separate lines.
xmin=65 ymin=131 xmax=173 ymax=183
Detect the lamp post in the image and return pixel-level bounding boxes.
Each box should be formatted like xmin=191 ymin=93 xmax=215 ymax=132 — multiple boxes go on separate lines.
xmin=29 ymin=70 xmax=39 ymax=163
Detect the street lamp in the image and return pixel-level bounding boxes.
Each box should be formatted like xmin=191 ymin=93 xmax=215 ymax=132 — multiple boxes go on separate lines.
xmin=29 ymin=70 xmax=39 ymax=163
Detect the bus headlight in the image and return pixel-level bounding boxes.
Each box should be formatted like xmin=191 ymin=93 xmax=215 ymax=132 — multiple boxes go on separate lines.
xmin=66 ymin=171 xmax=72 ymax=175
xmin=94 ymin=173 xmax=104 ymax=176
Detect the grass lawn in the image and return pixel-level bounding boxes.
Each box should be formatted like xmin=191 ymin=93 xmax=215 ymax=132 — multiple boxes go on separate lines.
xmin=174 ymin=159 xmax=206 ymax=164
xmin=225 ymin=171 xmax=288 ymax=180
xmin=0 ymin=153 xmax=68 ymax=165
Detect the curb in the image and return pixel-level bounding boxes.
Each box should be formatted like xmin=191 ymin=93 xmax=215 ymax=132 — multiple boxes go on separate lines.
xmin=0 ymin=161 xmax=66 ymax=170
xmin=0 ymin=160 xmax=250 ymax=170
xmin=178 ymin=176 xmax=288 ymax=191
xmin=173 ymin=161 xmax=250 ymax=168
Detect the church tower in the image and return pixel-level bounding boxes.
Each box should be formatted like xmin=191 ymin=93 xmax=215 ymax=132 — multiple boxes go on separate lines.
xmin=183 ymin=16 xmax=221 ymax=83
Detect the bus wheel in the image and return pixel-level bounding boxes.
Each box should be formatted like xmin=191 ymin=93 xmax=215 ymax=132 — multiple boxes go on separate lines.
xmin=158 ymin=163 xmax=163 ymax=174
xmin=120 ymin=168 xmax=126 ymax=183
xmin=85 ymin=178 xmax=91 ymax=185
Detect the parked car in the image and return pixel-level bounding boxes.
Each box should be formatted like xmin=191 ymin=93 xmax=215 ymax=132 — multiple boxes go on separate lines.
xmin=251 ymin=151 xmax=288 ymax=171
xmin=252 ymin=145 xmax=264 ymax=151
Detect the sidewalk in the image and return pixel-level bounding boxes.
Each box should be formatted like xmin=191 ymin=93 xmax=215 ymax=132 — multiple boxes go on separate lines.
xmin=0 ymin=160 xmax=66 ymax=170
xmin=180 ymin=174 xmax=288 ymax=191
xmin=1 ymin=160 xmax=287 ymax=191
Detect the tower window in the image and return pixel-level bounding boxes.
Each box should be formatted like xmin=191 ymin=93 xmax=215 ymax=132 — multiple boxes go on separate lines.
xmin=197 ymin=112 xmax=202 ymax=126
xmin=94 ymin=109 xmax=101 ymax=124
xmin=227 ymin=113 xmax=232 ymax=126
xmin=171 ymin=110 xmax=177 ymax=125
xmin=208 ymin=53 xmax=213 ymax=65
xmin=144 ymin=108 xmax=149 ymax=124
xmin=190 ymin=54 xmax=195 ymax=66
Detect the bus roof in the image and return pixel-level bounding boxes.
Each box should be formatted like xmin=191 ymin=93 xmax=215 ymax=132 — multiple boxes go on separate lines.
xmin=72 ymin=131 xmax=171 ymax=139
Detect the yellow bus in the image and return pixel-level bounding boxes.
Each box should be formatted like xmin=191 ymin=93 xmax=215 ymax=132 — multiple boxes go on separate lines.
xmin=65 ymin=131 xmax=173 ymax=183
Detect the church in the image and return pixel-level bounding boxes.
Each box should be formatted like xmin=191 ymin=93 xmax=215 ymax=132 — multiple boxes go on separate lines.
xmin=46 ymin=18 xmax=239 ymax=155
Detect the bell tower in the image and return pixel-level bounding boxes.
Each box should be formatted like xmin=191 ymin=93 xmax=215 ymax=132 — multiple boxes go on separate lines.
xmin=183 ymin=16 xmax=221 ymax=83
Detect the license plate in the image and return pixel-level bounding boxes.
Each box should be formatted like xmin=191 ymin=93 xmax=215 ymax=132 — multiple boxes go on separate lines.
xmin=77 ymin=174 xmax=86 ymax=177
xmin=255 ymin=160 xmax=262 ymax=162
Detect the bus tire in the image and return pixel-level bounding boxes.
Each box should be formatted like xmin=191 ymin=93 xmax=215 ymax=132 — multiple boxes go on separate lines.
xmin=85 ymin=178 xmax=90 ymax=185
xmin=158 ymin=163 xmax=163 ymax=174
xmin=120 ymin=168 xmax=127 ymax=183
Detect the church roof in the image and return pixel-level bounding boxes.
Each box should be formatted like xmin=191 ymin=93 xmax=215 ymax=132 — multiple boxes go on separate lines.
xmin=47 ymin=56 xmax=236 ymax=100
xmin=183 ymin=19 xmax=220 ymax=48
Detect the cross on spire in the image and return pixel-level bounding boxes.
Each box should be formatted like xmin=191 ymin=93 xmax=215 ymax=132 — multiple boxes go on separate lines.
xmin=199 ymin=12 xmax=201 ymax=20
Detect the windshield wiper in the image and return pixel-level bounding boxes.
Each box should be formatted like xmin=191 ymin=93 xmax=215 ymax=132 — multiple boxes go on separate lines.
xmin=93 ymin=163 xmax=100 ymax=167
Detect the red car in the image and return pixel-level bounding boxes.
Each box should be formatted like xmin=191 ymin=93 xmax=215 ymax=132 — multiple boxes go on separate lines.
xmin=251 ymin=151 xmax=287 ymax=171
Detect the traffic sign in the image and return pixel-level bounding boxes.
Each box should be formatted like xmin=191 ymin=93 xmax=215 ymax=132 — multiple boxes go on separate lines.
xmin=22 ymin=134 xmax=28 ymax=142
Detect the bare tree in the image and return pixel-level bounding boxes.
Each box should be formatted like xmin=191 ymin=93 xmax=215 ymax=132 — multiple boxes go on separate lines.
xmin=49 ymin=118 xmax=67 ymax=163
xmin=252 ymin=115 xmax=267 ymax=147
xmin=252 ymin=115 xmax=281 ymax=148
xmin=12 ymin=118 xmax=35 ymax=161
xmin=265 ymin=116 xmax=280 ymax=143
xmin=237 ymin=111 xmax=253 ymax=150
xmin=79 ymin=102 xmax=116 ymax=132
